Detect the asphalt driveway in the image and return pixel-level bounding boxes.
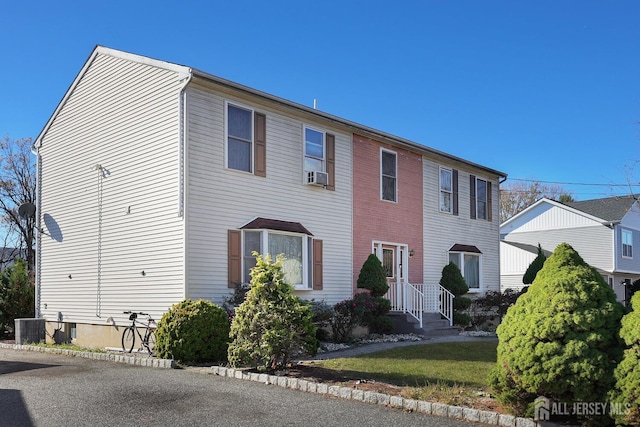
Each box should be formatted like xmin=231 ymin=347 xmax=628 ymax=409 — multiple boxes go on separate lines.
xmin=0 ymin=348 xmax=492 ymax=427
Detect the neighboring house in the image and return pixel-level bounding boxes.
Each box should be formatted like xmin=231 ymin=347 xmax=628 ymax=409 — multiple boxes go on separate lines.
xmin=33 ymin=46 xmax=506 ymax=348
xmin=500 ymin=195 xmax=640 ymax=302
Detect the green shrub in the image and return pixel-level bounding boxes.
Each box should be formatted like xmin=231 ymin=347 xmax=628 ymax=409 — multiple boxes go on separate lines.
xmin=522 ymin=243 xmax=547 ymax=285
xmin=467 ymin=288 xmax=528 ymax=331
xmin=330 ymin=292 xmax=376 ymax=343
xmin=155 ymin=299 xmax=230 ymax=364
xmin=610 ymin=292 xmax=640 ymax=425
xmin=228 ymin=254 xmax=318 ymax=370
xmin=356 ymin=254 xmax=392 ymax=333
xmin=357 ymin=254 xmax=388 ymax=297
xmin=308 ymin=300 xmax=334 ymax=342
xmin=0 ymin=259 xmax=34 ymax=338
xmin=489 ymin=243 xmax=623 ymax=421
xmin=439 ymin=262 xmax=470 ymax=327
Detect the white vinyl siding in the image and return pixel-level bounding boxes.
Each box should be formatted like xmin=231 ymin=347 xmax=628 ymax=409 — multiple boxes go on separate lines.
xmin=501 ymin=202 xmax=614 ymax=272
xmin=38 ymin=53 xmax=187 ymax=325
xmin=422 ymin=158 xmax=501 ymax=293
xmin=185 ymin=81 xmax=353 ymax=305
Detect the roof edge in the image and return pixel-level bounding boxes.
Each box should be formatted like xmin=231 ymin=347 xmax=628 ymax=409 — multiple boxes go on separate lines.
xmin=34 ymin=45 xmax=191 ymax=150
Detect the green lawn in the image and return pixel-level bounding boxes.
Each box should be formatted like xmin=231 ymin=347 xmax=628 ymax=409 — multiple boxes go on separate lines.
xmin=312 ymin=341 xmax=497 ymax=393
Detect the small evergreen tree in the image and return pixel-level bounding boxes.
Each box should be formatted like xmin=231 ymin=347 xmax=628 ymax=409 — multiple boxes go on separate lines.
xmin=489 ymin=243 xmax=623 ymax=421
xmin=522 ymin=243 xmax=546 ymax=284
xmin=228 ymin=253 xmax=318 ymax=371
xmin=356 ymin=254 xmax=392 ymax=333
xmin=439 ymin=262 xmax=471 ymax=327
xmin=610 ymin=292 xmax=640 ymax=425
xmin=356 ymin=253 xmax=388 ymax=297
xmin=0 ymin=258 xmax=34 ymax=338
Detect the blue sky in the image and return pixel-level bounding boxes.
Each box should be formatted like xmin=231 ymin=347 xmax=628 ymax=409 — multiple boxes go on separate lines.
xmin=2 ymin=1 xmax=639 ymax=200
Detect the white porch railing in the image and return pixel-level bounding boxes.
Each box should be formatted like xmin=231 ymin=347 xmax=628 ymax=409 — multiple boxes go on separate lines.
xmin=385 ymin=282 xmax=455 ymax=328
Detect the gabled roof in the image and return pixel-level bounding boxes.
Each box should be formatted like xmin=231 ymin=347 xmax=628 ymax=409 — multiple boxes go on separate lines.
xmin=34 ymin=46 xmax=507 ymax=180
xmin=564 ymin=195 xmax=638 ymax=223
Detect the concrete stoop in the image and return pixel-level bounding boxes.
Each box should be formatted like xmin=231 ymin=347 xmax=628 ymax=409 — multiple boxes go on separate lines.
xmin=211 ymin=365 xmax=537 ymax=427
xmin=389 ymin=312 xmax=460 ymax=337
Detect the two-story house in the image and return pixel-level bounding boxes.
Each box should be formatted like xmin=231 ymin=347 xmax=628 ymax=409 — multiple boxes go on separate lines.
xmin=500 ymin=196 xmax=640 ymax=303
xmin=32 ymin=46 xmax=505 ymax=348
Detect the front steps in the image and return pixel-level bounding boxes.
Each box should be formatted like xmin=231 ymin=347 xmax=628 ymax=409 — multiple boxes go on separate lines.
xmin=388 ymin=311 xmax=459 ymax=337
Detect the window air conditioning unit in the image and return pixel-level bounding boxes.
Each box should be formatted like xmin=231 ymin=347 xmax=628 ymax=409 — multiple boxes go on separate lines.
xmin=307 ymin=171 xmax=328 ymax=186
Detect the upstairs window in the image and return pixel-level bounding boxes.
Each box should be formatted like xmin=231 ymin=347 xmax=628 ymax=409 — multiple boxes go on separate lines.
xmin=476 ymin=178 xmax=487 ymax=220
xmin=622 ymin=229 xmax=633 ymax=258
xmin=440 ymin=167 xmax=453 ymax=213
xmin=470 ymin=175 xmax=492 ymax=221
xmin=381 ymin=149 xmax=397 ymax=202
xmin=304 ymin=127 xmax=325 ymax=173
xmin=226 ymin=102 xmax=267 ymax=176
xmin=227 ymin=103 xmax=253 ymax=172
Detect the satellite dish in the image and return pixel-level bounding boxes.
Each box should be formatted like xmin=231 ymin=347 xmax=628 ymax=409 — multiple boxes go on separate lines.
xmin=18 ymin=202 xmax=36 ymax=219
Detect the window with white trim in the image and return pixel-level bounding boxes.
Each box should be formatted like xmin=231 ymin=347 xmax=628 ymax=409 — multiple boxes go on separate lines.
xmin=449 ymin=252 xmax=481 ymax=290
xmin=476 ymin=178 xmax=487 ymax=220
xmin=227 ymin=103 xmax=253 ymax=172
xmin=622 ymin=229 xmax=633 ymax=258
xmin=381 ymin=149 xmax=397 ymax=202
xmin=440 ymin=167 xmax=453 ymax=213
xmin=304 ymin=126 xmax=325 ymax=173
xmin=242 ymin=230 xmax=310 ymax=288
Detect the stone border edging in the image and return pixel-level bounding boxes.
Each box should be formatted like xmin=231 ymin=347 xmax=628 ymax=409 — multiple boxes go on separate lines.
xmin=210 ymin=365 xmax=537 ymax=427
xmin=0 ymin=343 xmax=175 ymax=369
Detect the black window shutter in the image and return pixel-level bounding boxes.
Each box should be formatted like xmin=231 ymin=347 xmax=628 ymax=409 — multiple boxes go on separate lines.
xmin=452 ymin=169 xmax=459 ymax=216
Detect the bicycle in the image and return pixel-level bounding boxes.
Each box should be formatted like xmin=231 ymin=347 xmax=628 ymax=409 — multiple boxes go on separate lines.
xmin=122 ymin=311 xmax=157 ymax=355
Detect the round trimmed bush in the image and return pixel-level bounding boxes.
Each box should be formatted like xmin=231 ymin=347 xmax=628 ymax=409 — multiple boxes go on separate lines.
xmin=155 ymin=299 xmax=230 ymax=364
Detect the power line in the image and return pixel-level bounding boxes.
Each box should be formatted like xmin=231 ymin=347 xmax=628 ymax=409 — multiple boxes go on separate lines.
xmin=505 ymin=178 xmax=640 ymax=187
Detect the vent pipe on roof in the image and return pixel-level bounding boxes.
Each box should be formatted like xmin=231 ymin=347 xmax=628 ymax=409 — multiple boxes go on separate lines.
xmin=313 ymin=99 xmax=317 ymax=109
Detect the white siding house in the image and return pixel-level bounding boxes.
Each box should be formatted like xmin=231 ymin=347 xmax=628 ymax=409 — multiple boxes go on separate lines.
xmin=33 ymin=46 xmax=506 ymax=348
xmin=500 ymin=196 xmax=640 ymax=302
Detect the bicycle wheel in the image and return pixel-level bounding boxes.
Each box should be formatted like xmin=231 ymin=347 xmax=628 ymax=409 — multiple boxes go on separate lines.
xmin=122 ymin=327 xmax=136 ymax=353
xmin=144 ymin=330 xmax=156 ymax=355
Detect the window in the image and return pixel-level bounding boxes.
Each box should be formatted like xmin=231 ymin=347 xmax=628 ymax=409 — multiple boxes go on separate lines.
xmin=382 ymin=248 xmax=394 ymax=278
xmin=227 ymin=103 xmax=253 ymax=172
xmin=476 ymin=178 xmax=487 ymax=220
xmin=449 ymin=251 xmax=481 ymax=290
xmin=242 ymin=230 xmax=309 ymax=288
xmin=440 ymin=167 xmax=452 ymax=213
xmin=304 ymin=127 xmax=325 ymax=173
xmin=622 ymin=229 xmax=633 ymax=258
xmin=381 ymin=149 xmax=397 ymax=202
xmin=470 ymin=175 xmax=491 ymax=221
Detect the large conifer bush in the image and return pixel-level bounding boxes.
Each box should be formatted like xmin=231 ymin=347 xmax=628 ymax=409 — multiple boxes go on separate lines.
xmin=489 ymin=242 xmax=623 ymax=419
xmin=610 ymin=292 xmax=640 ymax=425
xmin=228 ymin=253 xmax=318 ymax=371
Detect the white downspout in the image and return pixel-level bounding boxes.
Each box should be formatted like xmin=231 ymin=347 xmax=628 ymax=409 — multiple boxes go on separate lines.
xmin=178 ymin=71 xmax=192 ymax=300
